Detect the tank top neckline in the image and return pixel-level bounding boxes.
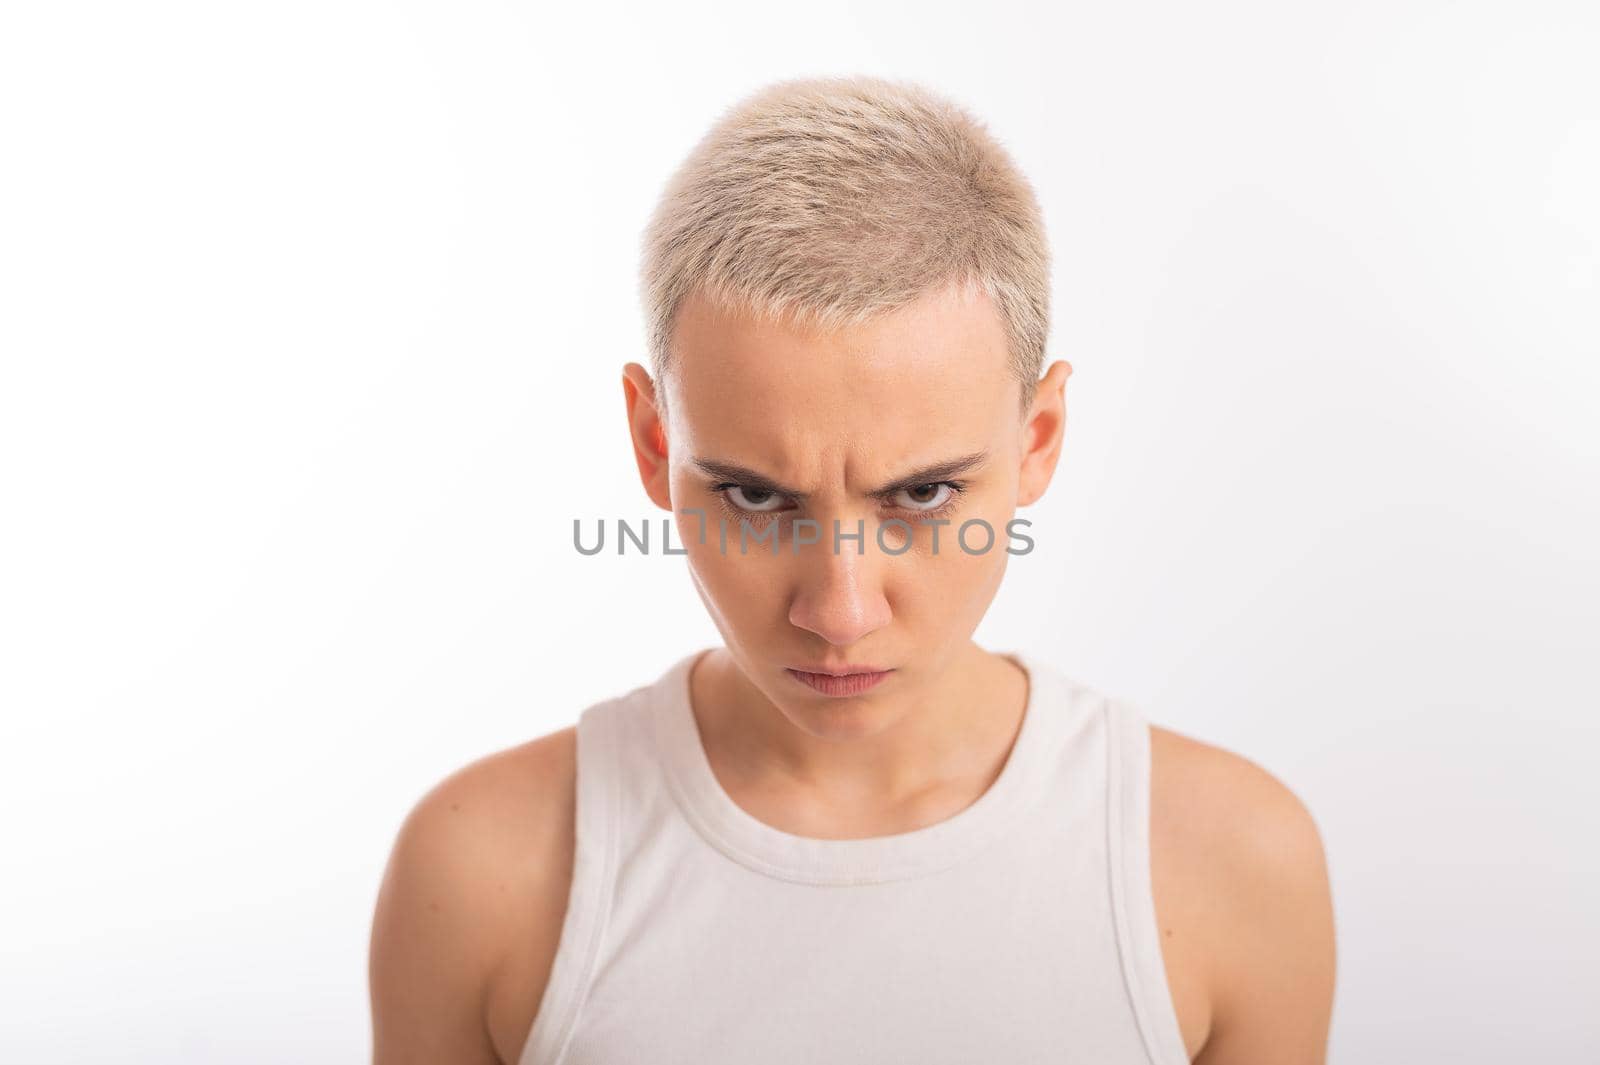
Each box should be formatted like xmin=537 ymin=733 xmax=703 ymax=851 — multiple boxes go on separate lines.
xmin=647 ymin=646 xmax=1065 ymax=886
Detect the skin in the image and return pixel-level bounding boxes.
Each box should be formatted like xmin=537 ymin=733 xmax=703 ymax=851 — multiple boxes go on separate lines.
xmin=369 ymin=278 xmax=1337 ymax=1063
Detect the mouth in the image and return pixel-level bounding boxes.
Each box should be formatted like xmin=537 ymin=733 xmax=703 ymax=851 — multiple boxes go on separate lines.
xmin=785 ymin=666 xmax=894 ymax=697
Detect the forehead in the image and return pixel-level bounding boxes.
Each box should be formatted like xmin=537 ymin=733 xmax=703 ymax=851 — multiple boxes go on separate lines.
xmin=665 ymin=280 xmax=1017 ymax=471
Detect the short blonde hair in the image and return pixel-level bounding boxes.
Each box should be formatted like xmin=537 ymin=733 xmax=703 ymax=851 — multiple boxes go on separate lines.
xmin=639 ymin=75 xmax=1051 ymax=418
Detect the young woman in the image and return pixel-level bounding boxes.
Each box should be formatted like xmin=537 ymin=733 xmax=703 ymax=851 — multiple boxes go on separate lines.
xmin=369 ymin=74 xmax=1336 ymax=1065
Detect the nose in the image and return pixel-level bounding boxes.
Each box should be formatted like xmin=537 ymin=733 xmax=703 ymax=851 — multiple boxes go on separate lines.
xmin=786 ymin=523 xmax=894 ymax=647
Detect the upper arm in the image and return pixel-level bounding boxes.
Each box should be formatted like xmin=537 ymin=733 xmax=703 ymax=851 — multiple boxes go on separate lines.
xmin=369 ymin=730 xmax=577 ymax=1065
xmin=1153 ymin=728 xmax=1337 ymax=1065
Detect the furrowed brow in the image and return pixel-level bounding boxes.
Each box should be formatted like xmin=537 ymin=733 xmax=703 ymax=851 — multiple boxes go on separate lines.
xmin=869 ymin=452 xmax=989 ymax=495
xmin=691 ymin=451 xmax=989 ymax=501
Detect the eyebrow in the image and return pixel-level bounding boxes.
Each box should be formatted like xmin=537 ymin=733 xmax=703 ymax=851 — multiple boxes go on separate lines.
xmin=690 ymin=451 xmax=991 ymax=501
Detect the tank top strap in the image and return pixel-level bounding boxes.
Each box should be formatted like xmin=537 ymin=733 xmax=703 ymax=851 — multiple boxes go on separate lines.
xmin=1104 ymin=695 xmax=1191 ymax=1065
xmin=518 ymin=690 xmax=628 ymax=1065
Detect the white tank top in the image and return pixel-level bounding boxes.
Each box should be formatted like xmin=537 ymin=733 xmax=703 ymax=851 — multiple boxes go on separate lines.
xmin=518 ymin=648 xmax=1190 ymax=1065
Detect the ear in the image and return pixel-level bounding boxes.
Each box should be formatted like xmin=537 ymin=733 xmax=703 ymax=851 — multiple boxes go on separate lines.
xmin=622 ymin=362 xmax=673 ymax=510
xmin=1016 ymin=360 xmax=1072 ymax=507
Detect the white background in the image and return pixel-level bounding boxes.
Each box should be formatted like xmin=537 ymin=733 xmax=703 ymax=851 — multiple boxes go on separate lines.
xmin=2 ymin=1 xmax=1596 ymax=1061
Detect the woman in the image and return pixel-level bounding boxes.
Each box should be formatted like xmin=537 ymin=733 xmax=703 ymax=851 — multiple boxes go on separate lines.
xmin=369 ymin=74 xmax=1335 ymax=1065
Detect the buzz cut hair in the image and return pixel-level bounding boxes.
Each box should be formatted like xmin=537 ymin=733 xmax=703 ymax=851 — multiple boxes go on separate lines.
xmin=639 ymin=74 xmax=1051 ymax=421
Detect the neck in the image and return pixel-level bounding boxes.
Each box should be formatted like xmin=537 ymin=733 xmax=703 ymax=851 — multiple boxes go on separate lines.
xmin=688 ymin=641 xmax=1030 ymax=824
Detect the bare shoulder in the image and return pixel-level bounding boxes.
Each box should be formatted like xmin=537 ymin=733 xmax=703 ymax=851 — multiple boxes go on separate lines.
xmin=1149 ymin=725 xmax=1336 ymax=1065
xmin=369 ymin=726 xmax=578 ymax=1065
xmin=1149 ymin=726 xmax=1328 ymax=875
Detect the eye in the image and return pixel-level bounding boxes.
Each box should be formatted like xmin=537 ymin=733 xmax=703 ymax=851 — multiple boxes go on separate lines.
xmin=892 ymin=483 xmax=956 ymax=511
xmin=722 ymin=484 xmax=788 ymax=513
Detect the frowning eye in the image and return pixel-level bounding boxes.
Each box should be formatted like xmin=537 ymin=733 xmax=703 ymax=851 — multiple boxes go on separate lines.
xmin=719 ymin=484 xmax=789 ymax=513
xmin=892 ymin=482 xmax=959 ymax=512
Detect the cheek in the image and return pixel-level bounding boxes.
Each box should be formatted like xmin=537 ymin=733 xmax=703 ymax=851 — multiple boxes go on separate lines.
xmin=911 ymin=534 xmax=1008 ymax=601
xmin=893 ymin=513 xmax=1013 ymax=615
xmin=681 ymin=528 xmax=786 ymax=615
